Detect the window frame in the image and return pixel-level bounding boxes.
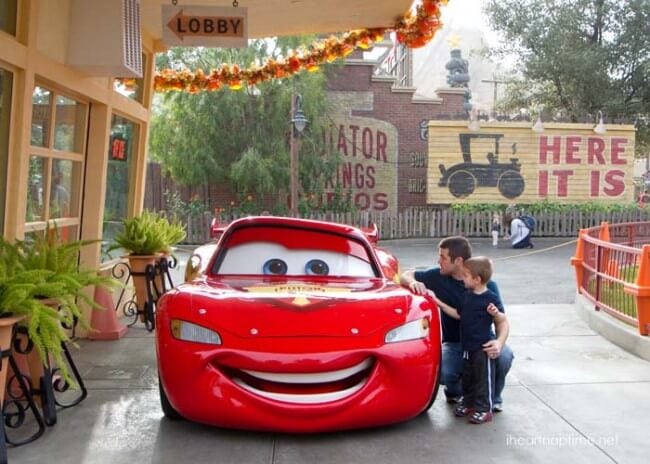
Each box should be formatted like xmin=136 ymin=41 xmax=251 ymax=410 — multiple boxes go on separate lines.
xmin=24 ymin=84 xmax=89 ymax=236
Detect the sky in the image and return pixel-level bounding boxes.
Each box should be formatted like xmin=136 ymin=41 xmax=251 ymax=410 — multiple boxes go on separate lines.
xmin=440 ymin=0 xmax=495 ymax=43
xmin=411 ymin=0 xmax=509 ymax=111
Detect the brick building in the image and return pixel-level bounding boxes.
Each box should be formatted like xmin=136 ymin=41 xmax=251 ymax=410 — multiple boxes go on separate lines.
xmin=326 ymin=48 xmax=467 ymax=212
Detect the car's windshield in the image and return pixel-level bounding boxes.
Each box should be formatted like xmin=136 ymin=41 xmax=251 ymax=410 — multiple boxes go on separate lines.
xmin=212 ymin=226 xmax=377 ymax=278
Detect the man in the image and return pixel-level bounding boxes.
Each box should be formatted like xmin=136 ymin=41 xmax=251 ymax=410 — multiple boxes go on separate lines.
xmin=510 ymin=216 xmax=533 ymax=249
xmin=400 ymin=236 xmax=514 ymax=412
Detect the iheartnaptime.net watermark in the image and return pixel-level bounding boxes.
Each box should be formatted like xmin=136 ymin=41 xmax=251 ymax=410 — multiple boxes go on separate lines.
xmin=506 ymin=434 xmax=619 ymax=448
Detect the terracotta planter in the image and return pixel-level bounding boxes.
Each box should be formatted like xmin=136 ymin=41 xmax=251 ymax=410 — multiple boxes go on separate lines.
xmin=0 ymin=315 xmax=24 ymax=406
xmin=125 ymin=254 xmax=160 ymax=322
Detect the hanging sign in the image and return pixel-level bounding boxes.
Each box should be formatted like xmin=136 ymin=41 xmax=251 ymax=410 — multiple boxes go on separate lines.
xmin=162 ymin=5 xmax=248 ymax=47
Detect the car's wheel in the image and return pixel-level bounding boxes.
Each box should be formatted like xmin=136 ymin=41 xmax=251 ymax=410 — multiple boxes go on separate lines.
xmin=421 ymin=358 xmax=442 ymax=413
xmin=498 ymin=170 xmax=525 ymax=199
xmin=448 ymin=170 xmax=476 ymax=198
xmin=159 ymin=375 xmax=183 ymax=420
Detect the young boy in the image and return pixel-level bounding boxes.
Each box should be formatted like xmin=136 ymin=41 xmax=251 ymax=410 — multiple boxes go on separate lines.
xmin=431 ymin=256 xmax=506 ymax=424
xmin=491 ymin=213 xmax=501 ymax=247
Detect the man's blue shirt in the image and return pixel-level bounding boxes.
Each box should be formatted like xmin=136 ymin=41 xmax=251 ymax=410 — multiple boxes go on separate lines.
xmin=414 ymin=267 xmax=503 ymax=343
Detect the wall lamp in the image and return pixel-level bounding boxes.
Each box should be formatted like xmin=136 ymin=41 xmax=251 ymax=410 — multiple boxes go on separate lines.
xmin=593 ymin=110 xmax=607 ymax=135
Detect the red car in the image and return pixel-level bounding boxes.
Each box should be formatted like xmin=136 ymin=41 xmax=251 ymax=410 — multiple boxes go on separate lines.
xmin=156 ymin=216 xmax=441 ymax=432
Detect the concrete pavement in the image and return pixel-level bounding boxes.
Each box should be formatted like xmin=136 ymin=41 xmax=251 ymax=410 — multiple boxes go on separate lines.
xmin=7 ymin=238 xmax=650 ymax=464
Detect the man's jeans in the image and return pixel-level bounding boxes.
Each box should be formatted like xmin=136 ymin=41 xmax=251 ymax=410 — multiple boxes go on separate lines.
xmin=441 ymin=341 xmax=514 ymax=404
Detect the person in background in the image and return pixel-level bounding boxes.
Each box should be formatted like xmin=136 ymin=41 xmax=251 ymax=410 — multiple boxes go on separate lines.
xmin=400 ymin=236 xmax=514 ymax=413
xmin=491 ymin=213 xmax=501 ymax=247
xmin=510 ymin=216 xmax=534 ymax=249
xmin=52 ymin=171 xmax=70 ymax=217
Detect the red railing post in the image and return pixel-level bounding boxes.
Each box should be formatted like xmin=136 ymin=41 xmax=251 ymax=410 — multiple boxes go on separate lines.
xmin=624 ymin=244 xmax=650 ymax=336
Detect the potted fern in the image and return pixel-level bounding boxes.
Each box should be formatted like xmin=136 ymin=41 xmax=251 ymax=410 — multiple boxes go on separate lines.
xmin=110 ymin=211 xmax=186 ymax=322
xmin=0 ymin=228 xmax=116 ymax=388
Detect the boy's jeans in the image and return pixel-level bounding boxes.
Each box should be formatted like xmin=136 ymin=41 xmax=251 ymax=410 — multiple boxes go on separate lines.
xmin=441 ymin=342 xmax=514 ymax=404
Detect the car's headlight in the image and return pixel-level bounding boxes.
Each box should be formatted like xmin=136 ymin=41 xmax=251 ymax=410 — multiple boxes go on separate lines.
xmin=384 ymin=318 xmax=430 ymax=343
xmin=171 ymin=320 xmax=222 ymax=345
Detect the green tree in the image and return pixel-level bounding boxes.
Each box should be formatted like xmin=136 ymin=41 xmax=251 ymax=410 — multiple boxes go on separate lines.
xmin=485 ymin=0 xmax=650 ymax=155
xmin=149 ymin=38 xmax=343 ymax=212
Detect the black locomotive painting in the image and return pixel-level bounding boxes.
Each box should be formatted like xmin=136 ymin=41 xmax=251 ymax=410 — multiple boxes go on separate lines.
xmin=438 ymin=133 xmax=525 ymax=199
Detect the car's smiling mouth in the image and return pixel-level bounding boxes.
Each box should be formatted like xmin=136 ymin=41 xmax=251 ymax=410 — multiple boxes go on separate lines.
xmin=228 ymin=358 xmax=374 ymax=404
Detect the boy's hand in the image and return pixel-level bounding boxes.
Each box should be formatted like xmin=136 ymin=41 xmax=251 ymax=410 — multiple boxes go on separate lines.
xmin=486 ymin=302 xmax=500 ymax=316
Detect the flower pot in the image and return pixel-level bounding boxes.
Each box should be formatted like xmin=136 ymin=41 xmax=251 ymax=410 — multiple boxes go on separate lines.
xmin=0 ymin=315 xmax=24 ymax=406
xmin=125 ymin=254 xmax=160 ymax=322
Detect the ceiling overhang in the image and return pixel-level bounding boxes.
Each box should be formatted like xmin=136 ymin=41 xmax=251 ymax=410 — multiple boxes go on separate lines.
xmin=141 ymin=0 xmax=414 ymax=49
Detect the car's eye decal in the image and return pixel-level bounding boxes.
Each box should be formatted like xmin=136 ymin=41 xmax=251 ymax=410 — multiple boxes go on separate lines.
xmin=263 ymin=258 xmax=288 ymax=275
xmin=305 ymin=259 xmax=329 ymax=276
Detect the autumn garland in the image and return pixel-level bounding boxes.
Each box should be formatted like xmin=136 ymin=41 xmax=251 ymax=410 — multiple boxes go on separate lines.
xmin=150 ymin=0 xmax=448 ymax=93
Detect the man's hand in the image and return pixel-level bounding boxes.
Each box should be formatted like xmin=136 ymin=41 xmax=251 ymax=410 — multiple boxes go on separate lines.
xmin=482 ymin=339 xmax=502 ymax=359
xmin=408 ymin=280 xmax=427 ymax=295
xmin=400 ymin=270 xmax=427 ymax=295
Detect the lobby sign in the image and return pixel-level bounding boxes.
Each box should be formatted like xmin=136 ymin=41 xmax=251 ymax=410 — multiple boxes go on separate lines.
xmin=427 ymin=121 xmax=636 ymax=204
xmin=162 ymin=5 xmax=248 ymax=47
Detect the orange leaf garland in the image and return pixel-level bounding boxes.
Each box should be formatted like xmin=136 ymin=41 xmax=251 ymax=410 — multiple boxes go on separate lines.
xmin=149 ymin=0 xmax=448 ymax=93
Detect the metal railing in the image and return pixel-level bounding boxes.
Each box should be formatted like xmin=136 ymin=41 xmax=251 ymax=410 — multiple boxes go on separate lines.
xmin=571 ymin=221 xmax=650 ymax=335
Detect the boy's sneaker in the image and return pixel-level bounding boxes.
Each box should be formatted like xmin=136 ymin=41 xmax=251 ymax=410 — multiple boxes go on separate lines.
xmin=454 ymin=405 xmax=474 ymax=417
xmin=469 ymin=410 xmax=493 ymax=424
xmin=492 ymin=403 xmax=503 ymax=413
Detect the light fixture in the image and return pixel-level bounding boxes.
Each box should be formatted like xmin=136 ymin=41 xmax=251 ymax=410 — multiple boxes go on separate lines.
xmin=467 ymin=111 xmax=480 ymax=131
xmin=289 ymin=94 xmax=309 ymax=216
xmin=532 ymin=114 xmax=544 ymax=133
xmin=291 ymin=95 xmax=308 ymax=136
xmin=594 ymin=110 xmax=607 ymax=135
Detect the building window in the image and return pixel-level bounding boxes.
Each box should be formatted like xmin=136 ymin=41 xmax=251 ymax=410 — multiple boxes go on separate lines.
xmin=0 ymin=0 xmax=18 ymax=36
xmin=0 ymin=67 xmax=13 ymax=232
xmin=102 ymin=114 xmax=139 ymax=261
xmin=26 ymin=86 xmax=88 ymax=241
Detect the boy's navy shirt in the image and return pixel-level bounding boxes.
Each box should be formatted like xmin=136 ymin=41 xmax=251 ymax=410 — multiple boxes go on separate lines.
xmin=459 ymin=289 xmax=504 ymax=352
xmin=414 ymin=267 xmax=503 ymax=343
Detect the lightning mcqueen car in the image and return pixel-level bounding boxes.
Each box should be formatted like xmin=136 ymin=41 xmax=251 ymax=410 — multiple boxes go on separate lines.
xmin=156 ymin=216 xmax=441 ymax=432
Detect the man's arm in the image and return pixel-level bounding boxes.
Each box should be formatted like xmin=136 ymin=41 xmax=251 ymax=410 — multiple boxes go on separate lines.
xmin=399 ymin=269 xmax=427 ymax=295
xmin=493 ymin=315 xmax=510 ymax=347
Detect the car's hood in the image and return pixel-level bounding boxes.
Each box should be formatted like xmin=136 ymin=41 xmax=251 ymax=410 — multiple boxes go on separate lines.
xmin=179 ymin=277 xmax=416 ymax=338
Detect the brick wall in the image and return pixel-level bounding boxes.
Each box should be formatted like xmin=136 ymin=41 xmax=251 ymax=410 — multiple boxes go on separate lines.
xmin=327 ymin=61 xmax=466 ymax=210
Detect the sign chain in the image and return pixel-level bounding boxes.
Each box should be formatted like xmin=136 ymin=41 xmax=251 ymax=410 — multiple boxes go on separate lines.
xmin=233 ymin=0 xmax=239 ymax=7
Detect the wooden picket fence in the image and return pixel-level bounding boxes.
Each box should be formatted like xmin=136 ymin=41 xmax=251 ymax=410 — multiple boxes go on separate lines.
xmin=178 ymin=209 xmax=650 ymax=244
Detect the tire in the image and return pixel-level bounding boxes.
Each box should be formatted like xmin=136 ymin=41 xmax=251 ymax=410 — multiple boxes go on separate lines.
xmin=159 ymin=375 xmax=183 ymax=421
xmin=498 ymin=170 xmax=525 ymax=199
xmin=447 ymin=170 xmax=476 ymax=198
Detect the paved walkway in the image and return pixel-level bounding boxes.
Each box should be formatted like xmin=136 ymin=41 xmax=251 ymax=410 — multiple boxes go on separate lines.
xmin=7 ymin=239 xmax=650 ymax=464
